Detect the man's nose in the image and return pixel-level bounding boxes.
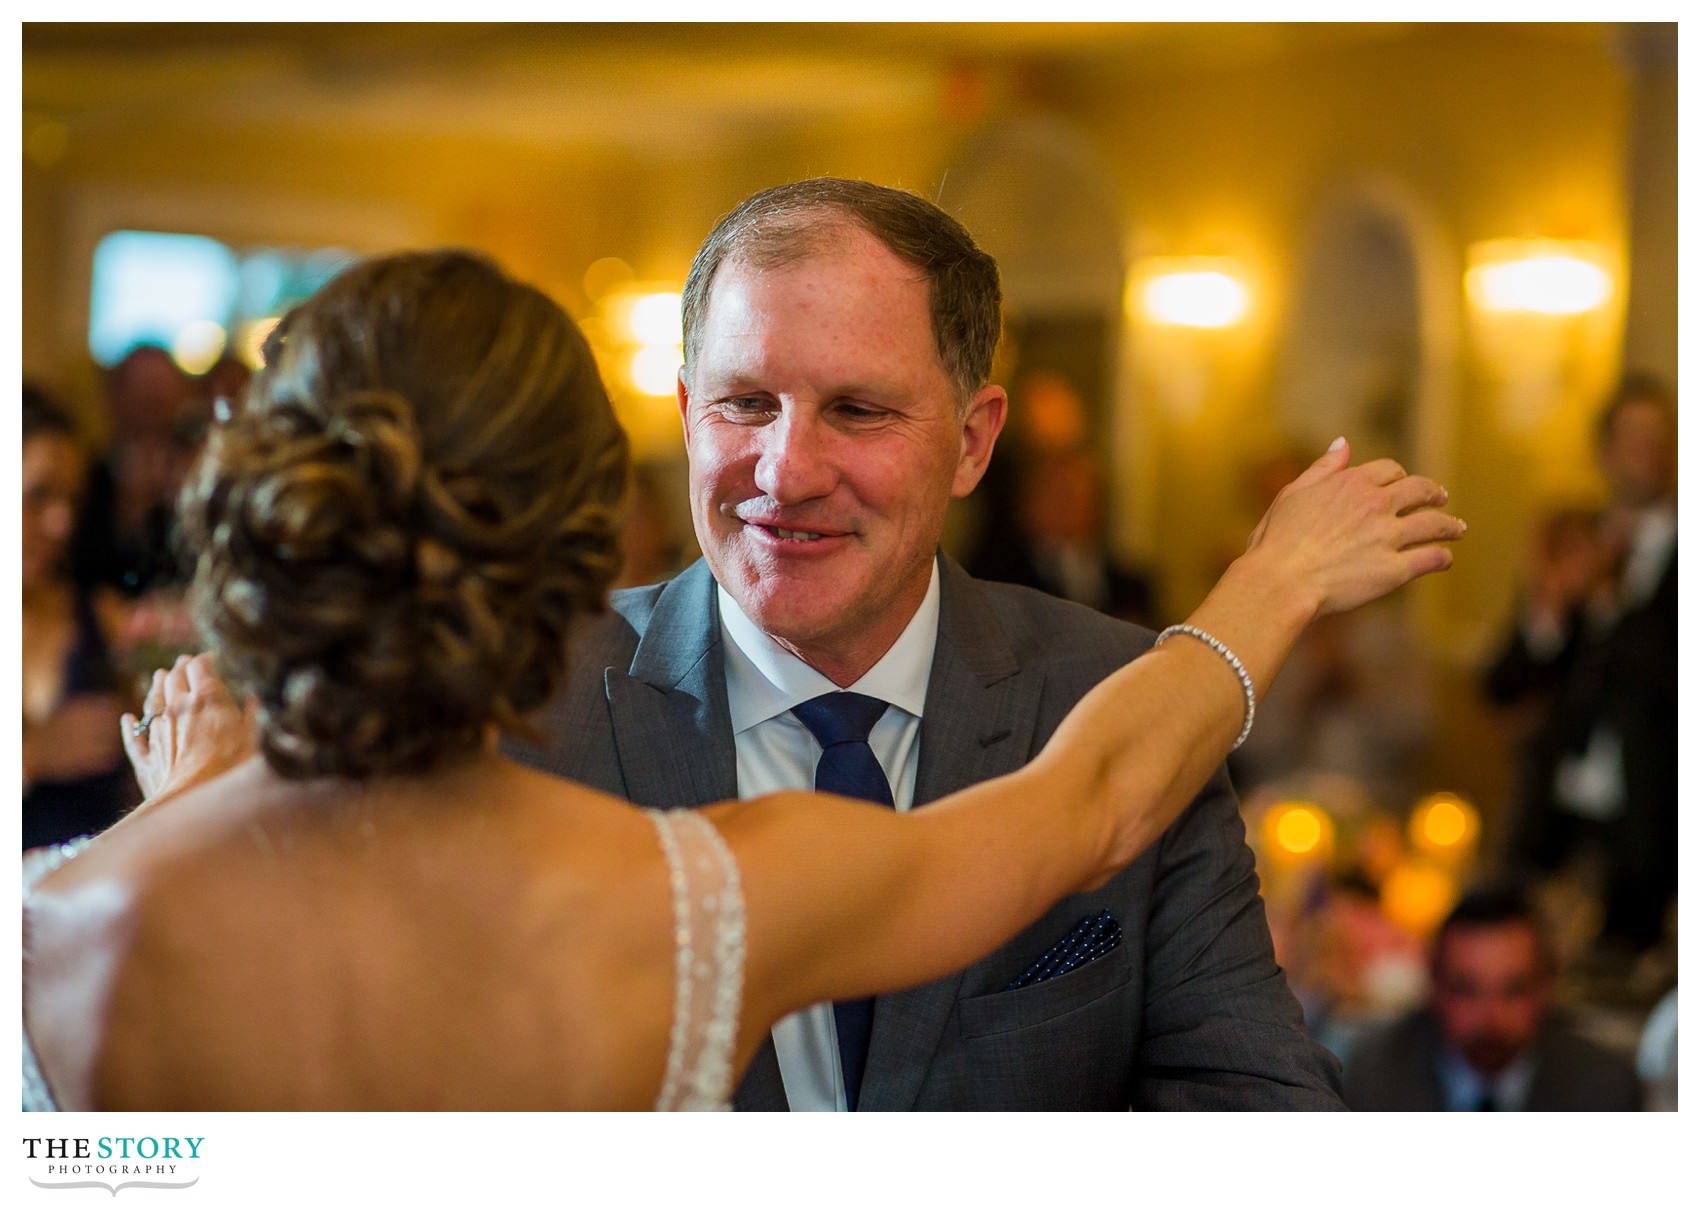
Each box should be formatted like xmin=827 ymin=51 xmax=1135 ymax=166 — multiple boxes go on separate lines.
xmin=753 ymin=411 xmax=836 ymax=504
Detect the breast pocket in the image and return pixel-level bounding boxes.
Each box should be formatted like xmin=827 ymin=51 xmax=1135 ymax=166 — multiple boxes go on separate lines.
xmin=958 ymin=945 xmax=1135 ymax=1039
xmin=944 ymin=947 xmax=1138 ymax=1109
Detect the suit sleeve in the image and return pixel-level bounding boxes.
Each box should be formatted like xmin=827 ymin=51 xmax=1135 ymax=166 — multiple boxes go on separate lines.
xmin=1130 ymin=766 xmax=1347 ymax=1110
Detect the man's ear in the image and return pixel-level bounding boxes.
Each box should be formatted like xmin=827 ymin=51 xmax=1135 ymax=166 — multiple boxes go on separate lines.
xmin=951 ymin=384 xmax=1008 ymax=500
xmin=675 ymin=368 xmax=691 ymax=427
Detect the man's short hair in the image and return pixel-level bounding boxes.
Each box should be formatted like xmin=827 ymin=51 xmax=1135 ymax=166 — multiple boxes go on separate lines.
xmin=680 ymin=177 xmax=1002 ymax=404
xmin=1595 ymin=371 xmax=1676 ymax=447
xmin=1433 ymin=883 xmax=1553 ymax=975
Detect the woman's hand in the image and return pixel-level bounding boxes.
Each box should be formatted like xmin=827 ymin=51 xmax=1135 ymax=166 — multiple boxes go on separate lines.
xmin=121 ymin=653 xmax=257 ymax=804
xmin=1241 ymin=437 xmax=1465 ymax=622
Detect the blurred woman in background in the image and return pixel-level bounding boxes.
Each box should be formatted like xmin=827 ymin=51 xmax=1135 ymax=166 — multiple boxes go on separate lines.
xmin=21 ymin=386 xmax=136 ymax=849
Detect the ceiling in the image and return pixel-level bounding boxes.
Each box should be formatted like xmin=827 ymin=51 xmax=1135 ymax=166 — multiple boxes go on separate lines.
xmin=24 ymin=22 xmax=1457 ymax=160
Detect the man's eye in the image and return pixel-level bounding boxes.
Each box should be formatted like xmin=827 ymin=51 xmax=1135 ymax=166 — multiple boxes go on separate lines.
xmin=833 ymin=402 xmax=885 ymax=422
xmin=718 ymin=397 xmax=774 ymax=421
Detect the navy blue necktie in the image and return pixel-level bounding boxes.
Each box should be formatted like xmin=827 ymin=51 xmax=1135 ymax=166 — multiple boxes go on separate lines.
xmin=791 ymin=691 xmax=892 ymax=1111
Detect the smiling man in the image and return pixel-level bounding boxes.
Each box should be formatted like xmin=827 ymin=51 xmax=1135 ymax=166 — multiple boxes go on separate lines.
xmin=512 ymin=177 xmax=1345 ymax=1110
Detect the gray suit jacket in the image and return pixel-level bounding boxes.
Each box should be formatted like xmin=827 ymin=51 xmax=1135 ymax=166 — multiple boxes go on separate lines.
xmin=507 ymin=556 xmax=1345 ymax=1109
xmin=1342 ymin=1008 xmax=1644 ymax=1111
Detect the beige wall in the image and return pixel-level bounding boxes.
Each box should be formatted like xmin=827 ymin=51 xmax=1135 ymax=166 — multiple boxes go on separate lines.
xmin=22 ymin=23 xmax=1665 ymax=665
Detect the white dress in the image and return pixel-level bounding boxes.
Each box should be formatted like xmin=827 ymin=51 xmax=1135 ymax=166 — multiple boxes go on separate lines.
xmin=22 ymin=837 xmax=94 ymax=1111
xmin=21 ymin=813 xmax=746 ymax=1112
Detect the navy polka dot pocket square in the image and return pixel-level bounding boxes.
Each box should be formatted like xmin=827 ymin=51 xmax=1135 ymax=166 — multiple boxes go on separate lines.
xmin=1004 ymin=909 xmax=1123 ymax=990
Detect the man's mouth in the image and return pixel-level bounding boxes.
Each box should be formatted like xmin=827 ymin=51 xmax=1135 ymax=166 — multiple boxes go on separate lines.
xmin=768 ymin=526 xmax=824 ymax=541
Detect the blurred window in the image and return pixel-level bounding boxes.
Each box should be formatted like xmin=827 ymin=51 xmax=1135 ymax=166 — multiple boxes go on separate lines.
xmin=89 ymin=231 xmax=352 ymax=371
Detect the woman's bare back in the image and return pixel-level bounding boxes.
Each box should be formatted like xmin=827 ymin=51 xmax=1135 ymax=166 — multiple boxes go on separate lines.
xmin=24 ymin=756 xmax=683 ymax=1110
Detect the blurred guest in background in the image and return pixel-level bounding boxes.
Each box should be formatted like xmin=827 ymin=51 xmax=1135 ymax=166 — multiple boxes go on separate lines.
xmin=21 ymin=386 xmax=137 ymax=849
xmin=1343 ymin=884 xmax=1642 ymax=1111
xmin=1484 ymin=374 xmax=1677 ymax=956
xmin=70 ymin=343 xmax=199 ymax=599
xmin=969 ymin=445 xmax=1158 ymax=626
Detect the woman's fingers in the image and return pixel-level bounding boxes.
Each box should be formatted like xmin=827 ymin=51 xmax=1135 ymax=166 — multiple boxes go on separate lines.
xmin=1384 ymin=474 xmax=1448 ymax=515
xmin=1286 ymin=436 xmax=1353 ymax=492
xmin=183 ymin=652 xmax=222 ymax=695
xmin=164 ymin=654 xmax=192 ymax=705
xmin=1400 ymin=541 xmax=1457 ymax=580
xmin=1358 ymin=457 xmax=1410 ymax=487
xmin=1396 ymin=506 xmax=1468 ymax=549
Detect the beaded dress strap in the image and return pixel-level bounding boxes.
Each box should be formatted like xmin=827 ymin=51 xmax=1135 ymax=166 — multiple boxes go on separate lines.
xmin=645 ymin=809 xmax=746 ymax=1112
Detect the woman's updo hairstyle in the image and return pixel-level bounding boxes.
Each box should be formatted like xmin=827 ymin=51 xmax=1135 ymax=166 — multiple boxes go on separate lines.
xmin=180 ymin=249 xmax=629 ymax=779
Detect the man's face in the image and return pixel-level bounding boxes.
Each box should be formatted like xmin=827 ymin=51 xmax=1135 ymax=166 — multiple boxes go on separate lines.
xmin=680 ymin=226 xmax=1005 ymax=683
xmin=1430 ymin=922 xmax=1551 ymax=1075
xmin=1599 ymin=397 xmax=1676 ymax=509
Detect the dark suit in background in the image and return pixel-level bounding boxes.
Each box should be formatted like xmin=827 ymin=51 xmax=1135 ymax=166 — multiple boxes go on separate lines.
xmin=1485 ymin=547 xmax=1676 ymax=948
xmin=1343 ymin=1007 xmax=1642 ymax=1111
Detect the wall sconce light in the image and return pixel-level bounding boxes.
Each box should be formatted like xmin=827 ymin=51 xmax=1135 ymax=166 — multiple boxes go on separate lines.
xmin=1131 ymin=258 xmax=1250 ymax=329
xmin=1466 ymin=239 xmax=1612 ymax=316
xmin=597 ymin=286 xmax=684 ymax=397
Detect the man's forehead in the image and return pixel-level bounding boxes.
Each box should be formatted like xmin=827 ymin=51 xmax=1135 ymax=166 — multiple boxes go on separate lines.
xmin=1437 ymin=923 xmax=1542 ymax=969
xmin=714 ymin=223 xmax=926 ymax=293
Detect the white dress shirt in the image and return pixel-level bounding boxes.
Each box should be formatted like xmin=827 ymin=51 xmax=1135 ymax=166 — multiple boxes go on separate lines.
xmin=717 ymin=559 xmax=941 ymax=1111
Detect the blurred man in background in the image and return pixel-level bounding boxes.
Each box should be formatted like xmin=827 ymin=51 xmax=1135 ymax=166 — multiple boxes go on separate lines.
xmin=1484 ymin=374 xmax=1677 ymax=957
xmin=1343 ymin=885 xmax=1642 ymax=1110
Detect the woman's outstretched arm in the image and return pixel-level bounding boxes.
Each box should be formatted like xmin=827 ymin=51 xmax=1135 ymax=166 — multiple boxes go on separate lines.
xmin=718 ymin=439 xmax=1465 ymax=1045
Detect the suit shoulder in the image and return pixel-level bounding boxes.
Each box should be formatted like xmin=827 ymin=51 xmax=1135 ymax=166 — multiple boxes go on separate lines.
xmin=971 ymin=577 xmax=1154 ymax=665
xmin=1541 ymin=1016 xmax=1643 ymax=1105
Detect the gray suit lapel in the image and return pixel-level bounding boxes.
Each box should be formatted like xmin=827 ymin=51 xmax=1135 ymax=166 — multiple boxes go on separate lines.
xmin=607 ymin=560 xmax=739 ymax=809
xmin=858 ymin=557 xmax=1046 ymax=1111
xmin=612 ymin=562 xmax=788 ymax=1111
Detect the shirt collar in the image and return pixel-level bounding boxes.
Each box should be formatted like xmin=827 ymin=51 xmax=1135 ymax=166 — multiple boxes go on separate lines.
xmin=718 ymin=559 xmax=940 ymax=734
xmin=1436 ymin=1037 xmax=1539 ymax=1112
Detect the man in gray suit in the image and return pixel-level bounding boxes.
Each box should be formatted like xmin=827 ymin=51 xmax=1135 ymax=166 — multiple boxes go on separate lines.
xmin=1343 ymin=885 xmax=1642 ymax=1111
xmin=510 ymin=177 xmax=1344 ymax=1110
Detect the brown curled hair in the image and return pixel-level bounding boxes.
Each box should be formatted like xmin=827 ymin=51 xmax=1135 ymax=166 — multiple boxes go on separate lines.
xmin=179 ymin=249 xmax=629 ymax=779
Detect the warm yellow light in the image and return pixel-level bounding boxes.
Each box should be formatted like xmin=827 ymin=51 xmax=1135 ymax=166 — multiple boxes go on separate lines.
xmin=238 ymin=317 xmax=280 ymax=368
xmin=583 ymin=256 xmax=634 ymax=302
xmin=1409 ymin=793 xmax=1481 ymax=858
xmin=171 ymin=321 xmax=227 ymax=375
xmin=1380 ymin=860 xmax=1458 ymax=937
xmin=1467 ymin=241 xmax=1612 ymax=315
xmin=629 ymin=345 xmax=683 ymax=396
xmin=628 ymin=292 xmax=683 ymax=345
xmin=1137 ymin=262 xmax=1249 ymax=329
xmin=1263 ymin=800 xmax=1334 ymax=863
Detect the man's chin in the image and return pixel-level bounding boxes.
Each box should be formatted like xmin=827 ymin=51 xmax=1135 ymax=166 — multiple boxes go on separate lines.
xmin=1461 ymin=1042 xmax=1519 ymax=1075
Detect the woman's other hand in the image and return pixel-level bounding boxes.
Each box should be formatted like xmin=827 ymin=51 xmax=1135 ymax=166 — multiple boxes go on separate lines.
xmin=121 ymin=654 xmax=257 ymax=804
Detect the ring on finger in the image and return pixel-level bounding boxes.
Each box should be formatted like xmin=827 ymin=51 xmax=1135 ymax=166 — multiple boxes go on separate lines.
xmin=131 ymin=712 xmax=157 ymax=738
